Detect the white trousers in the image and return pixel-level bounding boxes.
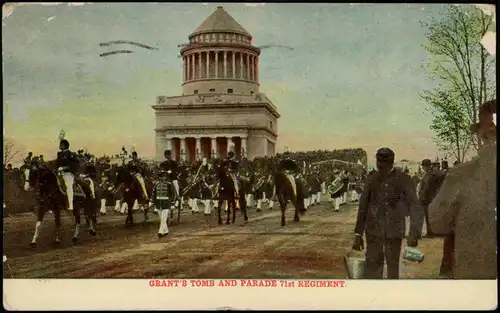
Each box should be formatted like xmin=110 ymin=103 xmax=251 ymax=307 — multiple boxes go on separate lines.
xmin=321 ymin=182 xmax=326 ymax=194
xmin=61 ymin=172 xmax=75 ymax=211
xmin=204 ymin=200 xmax=212 ymax=214
xmin=158 ymin=209 xmax=170 ymax=235
xmin=333 ymin=197 xmax=341 ymax=211
xmin=100 ymin=199 xmax=107 ymax=214
xmin=189 ymin=198 xmax=200 ymax=212
xmin=115 ymin=200 xmax=121 ymax=212
xmin=246 ymin=194 xmax=254 ymax=207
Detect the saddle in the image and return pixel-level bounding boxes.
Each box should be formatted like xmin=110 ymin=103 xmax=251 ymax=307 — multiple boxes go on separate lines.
xmin=56 ymin=175 xmax=86 ymax=198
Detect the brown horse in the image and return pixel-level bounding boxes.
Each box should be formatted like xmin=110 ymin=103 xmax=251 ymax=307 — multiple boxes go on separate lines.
xmin=23 ymin=160 xmax=97 ymax=247
xmin=214 ymin=162 xmax=248 ymax=225
xmin=113 ymin=166 xmax=154 ymax=226
xmin=273 ymin=170 xmax=307 ymax=226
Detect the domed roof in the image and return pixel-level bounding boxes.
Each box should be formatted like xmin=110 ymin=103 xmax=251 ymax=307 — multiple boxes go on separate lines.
xmin=190 ymin=6 xmax=251 ymax=38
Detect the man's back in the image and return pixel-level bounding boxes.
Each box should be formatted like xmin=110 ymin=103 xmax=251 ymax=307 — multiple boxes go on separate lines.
xmin=429 ymin=144 xmax=497 ymax=279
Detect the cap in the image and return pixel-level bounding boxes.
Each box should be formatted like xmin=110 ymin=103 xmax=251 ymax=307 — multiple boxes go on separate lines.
xmin=421 ymin=159 xmax=432 ymax=167
xmin=375 ymin=148 xmax=395 ymax=162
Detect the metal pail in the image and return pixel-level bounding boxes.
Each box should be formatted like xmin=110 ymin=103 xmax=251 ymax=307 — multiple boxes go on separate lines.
xmin=344 ymin=250 xmax=365 ymax=279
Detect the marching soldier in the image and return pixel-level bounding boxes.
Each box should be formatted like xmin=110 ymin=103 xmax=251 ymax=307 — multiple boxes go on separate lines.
xmin=56 ymin=139 xmax=79 ymax=211
xmin=23 ymin=152 xmax=33 ymax=166
xmin=153 ymin=167 xmax=178 ymax=238
xmin=159 ymin=150 xmax=180 ymax=200
xmin=127 ymin=151 xmax=149 ymax=201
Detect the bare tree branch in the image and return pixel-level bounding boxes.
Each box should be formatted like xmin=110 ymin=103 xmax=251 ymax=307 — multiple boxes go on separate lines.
xmin=3 ymin=137 xmax=21 ymax=166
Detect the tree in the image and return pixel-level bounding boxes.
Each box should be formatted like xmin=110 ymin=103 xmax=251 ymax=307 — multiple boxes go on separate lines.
xmin=422 ymin=87 xmax=472 ymax=162
xmin=3 ymin=137 xmax=21 ymax=166
xmin=421 ymin=5 xmax=496 ymax=155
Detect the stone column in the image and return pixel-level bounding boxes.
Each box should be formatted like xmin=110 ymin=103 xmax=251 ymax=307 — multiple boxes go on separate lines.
xmin=211 ymin=137 xmax=217 ymax=158
xmin=246 ymin=54 xmax=250 ymax=80
xmin=223 ymin=51 xmax=227 ymax=79
xmin=206 ymin=51 xmax=210 ymax=79
xmin=165 ymin=136 xmax=172 ymax=152
xmin=215 ymin=51 xmax=219 ymax=78
xmin=187 ymin=55 xmax=191 ymax=81
xmin=239 ymin=52 xmax=243 ymax=79
xmin=241 ymin=137 xmax=247 ymax=158
xmin=191 ymin=54 xmax=195 ymax=80
xmin=232 ymin=52 xmax=236 ymax=79
xmin=227 ymin=137 xmax=233 ymax=156
xmin=180 ymin=137 xmax=186 ymax=162
xmin=250 ymin=56 xmax=254 ymax=81
xmin=195 ymin=137 xmax=201 ymax=160
xmin=198 ymin=52 xmax=202 ymax=79
xmin=255 ymin=56 xmax=259 ymax=83
xmin=182 ymin=57 xmax=186 ymax=82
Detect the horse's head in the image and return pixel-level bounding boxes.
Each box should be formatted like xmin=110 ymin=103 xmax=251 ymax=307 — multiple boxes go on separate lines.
xmin=23 ymin=162 xmax=52 ymax=192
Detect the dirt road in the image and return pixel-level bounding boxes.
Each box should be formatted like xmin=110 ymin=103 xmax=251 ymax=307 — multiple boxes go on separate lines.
xmin=3 ymin=199 xmax=446 ymax=279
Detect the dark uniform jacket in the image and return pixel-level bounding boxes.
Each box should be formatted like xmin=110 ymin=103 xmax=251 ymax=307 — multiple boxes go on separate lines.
xmin=279 ymin=158 xmax=298 ymax=172
xmin=56 ymin=150 xmax=78 ymax=174
xmin=127 ymin=159 xmax=145 ymax=175
xmin=418 ymin=169 xmax=446 ymax=206
xmin=354 ymin=168 xmax=423 ymax=240
xmin=224 ymin=158 xmax=239 ymax=172
xmin=159 ymin=159 xmax=179 ymax=181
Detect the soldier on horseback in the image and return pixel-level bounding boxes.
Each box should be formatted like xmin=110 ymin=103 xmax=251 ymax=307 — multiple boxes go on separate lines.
xmin=56 ymin=138 xmax=79 ymax=211
xmin=127 ymin=151 xmax=149 ymax=201
xmin=279 ymin=149 xmax=299 ymax=197
xmin=224 ymin=146 xmax=241 ymax=200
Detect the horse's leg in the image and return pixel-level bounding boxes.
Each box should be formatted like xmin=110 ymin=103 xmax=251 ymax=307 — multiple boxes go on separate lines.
xmin=72 ymin=205 xmax=81 ymax=243
xmin=176 ymin=200 xmax=181 ymax=224
xmin=30 ymin=204 xmax=46 ymax=247
xmin=241 ymin=197 xmax=249 ymax=224
xmin=292 ymin=195 xmax=300 ymax=223
xmin=143 ymin=201 xmax=149 ymax=222
xmin=87 ymin=200 xmax=97 ymax=236
xmin=217 ymin=198 xmax=223 ymax=225
xmin=51 ymin=205 xmax=62 ymax=245
xmin=279 ymin=193 xmax=287 ymax=227
xmin=127 ymin=198 xmax=135 ymax=225
xmin=232 ymin=198 xmax=237 ymax=224
xmin=226 ymin=199 xmax=231 ymax=225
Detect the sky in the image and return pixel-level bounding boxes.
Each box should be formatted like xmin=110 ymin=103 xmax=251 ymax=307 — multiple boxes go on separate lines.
xmin=2 ymin=2 xmax=479 ymax=164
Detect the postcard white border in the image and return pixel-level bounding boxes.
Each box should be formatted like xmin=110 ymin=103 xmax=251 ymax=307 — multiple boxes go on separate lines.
xmin=2 ymin=279 xmax=498 ymax=310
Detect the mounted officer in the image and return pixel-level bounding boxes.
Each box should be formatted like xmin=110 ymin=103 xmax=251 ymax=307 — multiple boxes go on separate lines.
xmin=127 ymin=151 xmax=149 ymax=201
xmin=278 ymin=148 xmax=299 ymax=197
xmin=224 ymin=143 xmax=241 ymax=199
xmin=56 ymin=138 xmax=79 ymax=211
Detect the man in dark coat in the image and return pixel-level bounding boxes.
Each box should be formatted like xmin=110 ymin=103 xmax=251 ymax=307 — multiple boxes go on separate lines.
xmin=159 ymin=150 xmax=180 ymax=198
xmin=418 ymin=158 xmax=446 ymax=237
xmin=352 ymin=147 xmax=423 ymax=279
